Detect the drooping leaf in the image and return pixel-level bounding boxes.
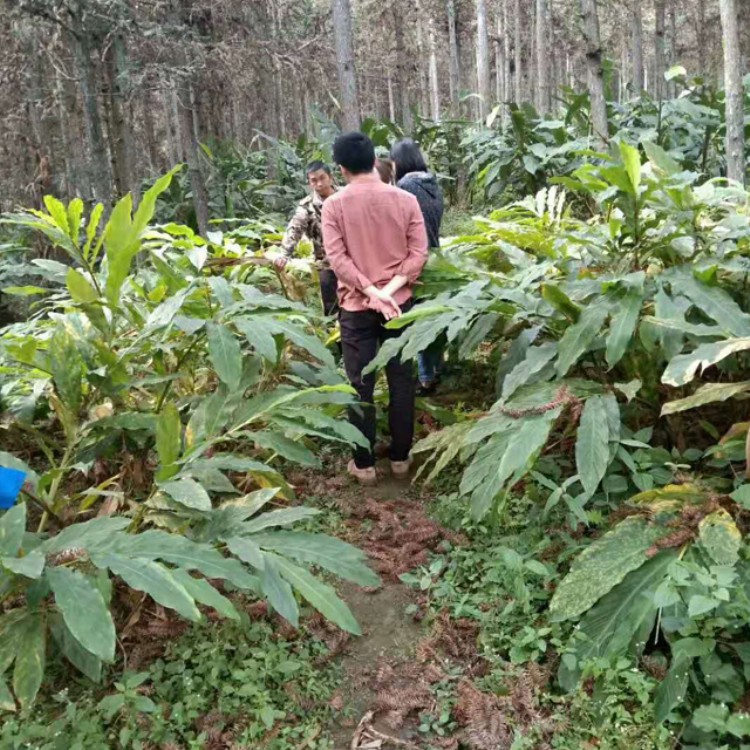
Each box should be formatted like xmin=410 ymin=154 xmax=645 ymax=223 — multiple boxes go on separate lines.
xmin=207 ymin=323 xmax=243 ymax=390
xmin=49 ymin=614 xmax=102 ymax=683
xmin=502 ymin=343 xmax=557 ymax=401
xmin=556 ymin=303 xmax=609 ymax=376
xmin=159 ymin=478 xmax=212 ymax=511
xmin=606 ymin=292 xmax=642 ymax=367
xmin=156 ymin=403 xmax=182 ymax=473
xmin=271 ymin=554 xmax=361 ymax=635
xmin=170 ymin=569 xmax=240 ymax=621
xmin=0 ymin=676 xmax=14 ymax=712
xmin=46 ymin=567 xmax=115 ymax=662
xmin=699 ymin=510 xmax=741 ymax=566
xmin=261 ymin=557 xmax=299 ymax=626
xmin=550 ymin=518 xmax=667 ymax=620
xmin=12 ymin=614 xmax=45 ymax=709
xmin=66 ymin=268 xmax=98 ymax=304
xmin=679 ymin=275 xmax=750 ymax=337
xmin=661 ymin=380 xmax=750 ymax=415
xmin=576 ymin=396 xmax=611 ymax=498
xmin=234 ymin=316 xmax=279 ymax=362
xmin=0 ymin=504 xmax=26 ymax=557
xmin=1 ymin=551 xmax=45 ymax=579
xmin=226 ymin=536 xmax=266 ymax=570
xmin=619 ymin=142 xmax=641 ymax=194
xmin=654 ymin=653 xmax=691 ymax=723
xmin=93 ymin=554 xmax=200 ymax=621
xmin=240 ymin=507 xmax=320 ymax=534
xmin=252 ymin=531 xmax=380 ymax=587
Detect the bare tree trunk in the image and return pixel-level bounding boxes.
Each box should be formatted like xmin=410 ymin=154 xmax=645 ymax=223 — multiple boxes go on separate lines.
xmin=68 ymin=6 xmax=112 ymax=205
xmin=535 ymin=0 xmax=550 ymax=113
xmin=429 ymin=19 xmax=441 ymax=121
xmin=447 ymin=0 xmax=461 ymax=111
xmin=513 ymin=0 xmax=522 ymax=103
xmin=105 ymin=33 xmax=135 ymax=198
xmin=668 ymin=0 xmax=678 ymax=96
xmin=416 ymin=4 xmax=430 ymax=118
xmin=654 ymin=0 xmax=666 ymax=101
xmin=580 ymin=0 xmax=608 ymax=143
xmin=387 ymin=72 xmax=396 ymax=121
xmin=476 ymin=0 xmax=491 ymax=118
xmin=331 ymin=0 xmax=360 ymax=130
xmin=720 ymin=0 xmax=745 ymax=184
xmin=393 ymin=4 xmax=413 ymax=131
xmin=631 ymin=0 xmax=644 ymax=95
xmin=502 ymin=0 xmax=511 ymax=120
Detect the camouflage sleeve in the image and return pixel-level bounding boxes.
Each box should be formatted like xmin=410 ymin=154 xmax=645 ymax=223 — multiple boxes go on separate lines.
xmin=280 ymin=204 xmax=309 ymax=258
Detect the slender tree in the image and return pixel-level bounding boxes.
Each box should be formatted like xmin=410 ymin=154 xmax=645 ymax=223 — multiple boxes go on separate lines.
xmin=580 ymin=0 xmax=608 ymax=142
xmin=331 ymin=0 xmax=360 ymax=130
xmin=475 ymin=0 xmax=492 ymax=118
xmin=654 ymin=0 xmax=667 ymax=100
xmin=719 ymin=0 xmax=745 ymax=184
xmin=536 ymin=0 xmax=550 ymax=113
xmin=428 ymin=19 xmax=441 ymax=121
xmin=446 ymin=0 xmax=461 ymax=110
xmin=631 ymin=0 xmax=644 ymax=95
xmin=513 ymin=0 xmax=522 ymax=103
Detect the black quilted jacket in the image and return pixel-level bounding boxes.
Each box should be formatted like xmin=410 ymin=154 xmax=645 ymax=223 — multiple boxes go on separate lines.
xmin=397 ymin=172 xmax=444 ymax=249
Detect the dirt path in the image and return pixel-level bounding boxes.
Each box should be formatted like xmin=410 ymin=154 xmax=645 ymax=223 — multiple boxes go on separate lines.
xmin=325 ymin=472 xmax=427 ymax=748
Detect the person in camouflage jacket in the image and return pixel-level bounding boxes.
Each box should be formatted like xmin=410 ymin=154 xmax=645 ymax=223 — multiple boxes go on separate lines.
xmin=276 ymin=161 xmax=339 ymax=316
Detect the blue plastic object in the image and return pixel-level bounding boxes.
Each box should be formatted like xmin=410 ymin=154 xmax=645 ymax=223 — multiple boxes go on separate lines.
xmin=0 ymin=467 xmax=26 ymax=510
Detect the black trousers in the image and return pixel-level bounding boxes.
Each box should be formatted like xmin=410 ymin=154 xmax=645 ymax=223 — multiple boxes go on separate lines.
xmin=340 ymin=300 xmax=415 ymax=469
xmin=319 ymin=268 xmax=339 ymax=317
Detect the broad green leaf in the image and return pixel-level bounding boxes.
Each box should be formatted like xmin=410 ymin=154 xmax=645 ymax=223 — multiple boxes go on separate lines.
xmin=252 ymin=531 xmax=380 ymax=587
xmin=0 ymin=676 xmax=14 ymax=711
xmin=234 ymin=317 xmax=279 ymax=362
xmin=576 ymin=396 xmax=611 ymax=498
xmin=1 ymin=551 xmax=44 ymax=579
xmin=661 ymin=380 xmax=750 ymax=415
xmin=249 ymin=432 xmax=319 ymax=468
xmin=541 ymin=284 xmax=580 ymax=321
xmin=83 ymin=203 xmax=104 ymax=261
xmin=49 ymin=614 xmax=102 ymax=683
xmin=692 ymin=703 xmax=729 ymax=733
xmin=263 ymin=317 xmax=335 ymax=368
xmin=688 ymin=594 xmax=720 ymax=617
xmin=502 ymin=343 xmax=556 ymax=401
xmin=0 ymin=505 xmax=26 ymax=557
xmin=67 ymin=198 xmax=84 ymax=245
xmin=48 ymin=327 xmax=84 ymax=414
xmin=47 ymin=567 xmax=115 ymax=662
xmin=40 ymin=517 xmax=130 ymax=556
xmin=561 ymin=551 xmax=675 ymax=690
xmin=261 ymin=557 xmax=299 ymax=626
xmin=726 ymin=713 xmax=750 ymax=738
xmin=207 ymin=323 xmax=243 ymax=390
xmin=550 ymin=518 xmax=668 ymax=620
xmin=654 ymin=653 xmax=691 ymax=723
xmin=170 ymin=569 xmax=240 ymax=621
xmin=226 ymin=536 xmax=266 ymax=570
xmin=556 ymin=303 xmax=609 ymax=376
xmin=271 ymin=554 xmax=361 ymax=635
xmin=66 ymin=268 xmax=98 ymax=304
xmin=643 ymin=141 xmax=681 ymax=175
xmin=662 ymin=338 xmax=750 ymax=387
xmin=103 ymin=530 xmax=259 ymax=590
xmin=240 ymin=507 xmax=320 ymax=534
xmin=606 ymin=292 xmax=642 ymax=367
xmin=156 ymin=403 xmax=182 ymax=472
xmin=43 ymin=195 xmax=70 ymax=236
xmin=619 ymin=141 xmax=641 ymax=194
xmin=159 ymin=478 xmax=211 ymax=511
xmin=12 ymin=614 xmax=45 ymax=709
xmin=679 ymin=275 xmax=750 ymax=337
xmin=699 ymin=510 xmax=741 ymax=566
xmin=495 ymin=326 xmax=542 ymax=395
xmin=93 ymin=554 xmax=200 ymax=621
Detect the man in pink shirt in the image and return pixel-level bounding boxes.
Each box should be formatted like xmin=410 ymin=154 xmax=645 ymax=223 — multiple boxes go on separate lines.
xmin=322 ymin=132 xmax=429 ymax=485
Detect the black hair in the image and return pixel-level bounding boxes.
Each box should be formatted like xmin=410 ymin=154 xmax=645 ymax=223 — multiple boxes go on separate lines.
xmin=390 ymin=139 xmax=428 ymax=182
xmin=332 ymin=132 xmax=376 ymax=175
xmin=306 ymin=160 xmax=331 ymax=176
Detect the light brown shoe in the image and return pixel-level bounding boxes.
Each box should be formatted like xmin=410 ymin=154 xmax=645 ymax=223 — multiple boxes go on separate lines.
xmin=347 ymin=460 xmax=377 ymax=486
xmin=390 ymin=458 xmax=412 ymax=479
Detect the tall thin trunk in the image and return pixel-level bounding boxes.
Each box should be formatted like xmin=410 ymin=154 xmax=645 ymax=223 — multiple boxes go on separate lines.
xmin=447 ymin=0 xmax=461 ymax=111
xmin=513 ymin=0 xmax=522 ymax=103
xmin=393 ymin=4 xmax=413 ymax=131
xmin=535 ymin=0 xmax=550 ymax=113
xmin=105 ymin=33 xmax=135 ymax=198
xmin=429 ymin=19 xmax=441 ymax=121
xmin=331 ymin=0 xmax=360 ymax=130
xmin=387 ymin=72 xmax=396 ymax=121
xmin=502 ymin=0 xmax=511 ymax=121
xmin=416 ymin=4 xmax=430 ymax=117
xmin=141 ymin=89 xmax=161 ymax=174
xmin=720 ymin=0 xmax=745 ymax=184
xmin=631 ymin=0 xmax=644 ymax=95
xmin=54 ymin=64 xmax=75 ymax=198
xmin=668 ymin=0 xmax=678 ymax=97
xmin=494 ymin=15 xmax=504 ymax=107
xmin=654 ymin=0 xmax=666 ymax=101
xmin=68 ymin=5 xmax=112 ymax=205
xmin=476 ymin=0 xmax=492 ymax=118
xmin=580 ymin=0 xmax=608 ymax=143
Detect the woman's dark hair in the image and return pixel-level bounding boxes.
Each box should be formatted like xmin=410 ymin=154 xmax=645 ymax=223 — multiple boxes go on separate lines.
xmin=390 ymin=139 xmax=428 ymax=182
xmin=332 ymin=132 xmax=376 ymax=175
xmin=306 ymin=161 xmax=331 ymax=176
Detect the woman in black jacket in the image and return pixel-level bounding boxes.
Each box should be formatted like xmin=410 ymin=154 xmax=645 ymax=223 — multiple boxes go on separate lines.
xmin=390 ymin=139 xmax=445 ymax=394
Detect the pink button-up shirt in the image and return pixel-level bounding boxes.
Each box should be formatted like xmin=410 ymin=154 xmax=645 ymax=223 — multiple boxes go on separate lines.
xmin=321 ymin=177 xmax=429 ymax=312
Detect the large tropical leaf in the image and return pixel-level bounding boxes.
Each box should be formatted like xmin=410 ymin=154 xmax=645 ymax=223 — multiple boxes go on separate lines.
xmin=556 ymin=303 xmax=609 ymax=376
xmin=575 ymin=395 xmax=611 ymax=498
xmin=550 ymin=518 xmax=667 ymax=620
